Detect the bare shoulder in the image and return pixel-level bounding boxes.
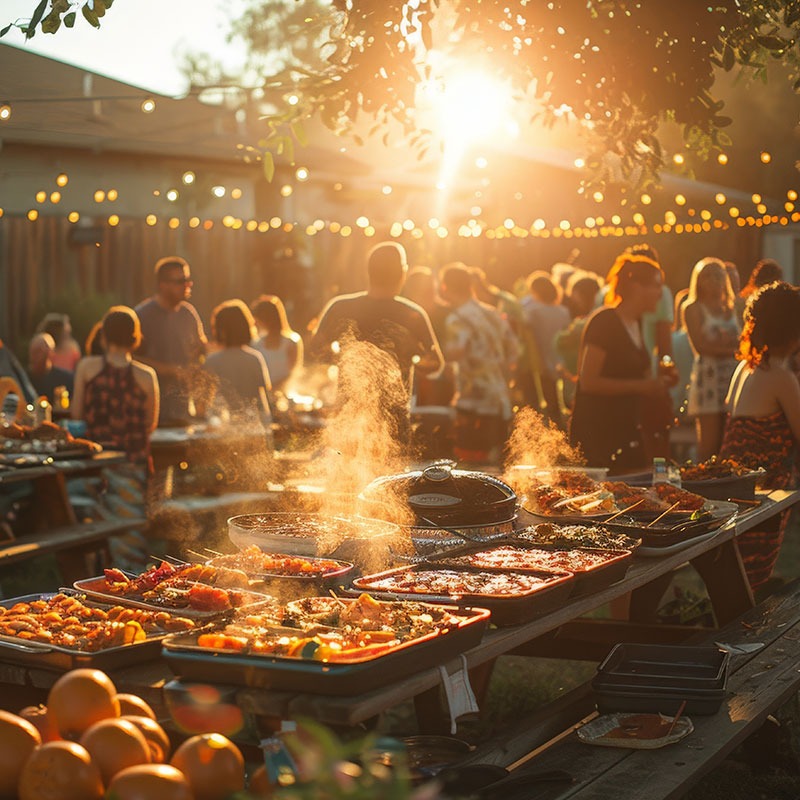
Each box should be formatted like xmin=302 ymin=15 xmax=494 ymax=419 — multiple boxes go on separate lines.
xmin=76 ymin=355 xmax=104 ymax=380
xmin=131 ymin=360 xmax=157 ymax=385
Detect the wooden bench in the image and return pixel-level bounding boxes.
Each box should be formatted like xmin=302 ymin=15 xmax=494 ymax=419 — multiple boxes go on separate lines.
xmin=0 ymin=517 xmax=147 ymax=587
xmin=459 ymin=578 xmax=800 ymax=800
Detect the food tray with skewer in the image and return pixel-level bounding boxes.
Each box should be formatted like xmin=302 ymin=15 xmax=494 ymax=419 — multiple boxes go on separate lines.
xmin=346 ymin=564 xmax=574 ymax=626
xmin=162 ymin=595 xmax=490 ymax=694
xmin=198 ymin=545 xmax=355 ymax=598
xmin=600 ymin=500 xmax=738 ymax=549
xmin=74 ymin=560 xmax=278 ymax=621
xmin=0 ymin=591 xmax=197 ymax=671
xmin=427 ymin=540 xmax=633 ymax=597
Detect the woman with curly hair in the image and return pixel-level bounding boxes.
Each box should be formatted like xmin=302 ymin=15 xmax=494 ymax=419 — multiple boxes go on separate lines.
xmin=720 ymin=281 xmax=800 ymax=591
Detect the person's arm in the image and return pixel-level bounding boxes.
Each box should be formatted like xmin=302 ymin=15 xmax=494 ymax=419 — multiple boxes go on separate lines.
xmin=307 ymin=301 xmax=338 ymax=363
xmin=135 ymin=364 xmax=160 ymax=433
xmin=70 ymin=359 xmax=89 ymax=420
xmin=684 ymin=302 xmax=738 ymax=358
xmin=288 ymin=334 xmax=303 ymax=375
xmin=578 ymin=343 xmax=665 ymax=396
xmin=414 ymin=311 xmax=445 ymax=377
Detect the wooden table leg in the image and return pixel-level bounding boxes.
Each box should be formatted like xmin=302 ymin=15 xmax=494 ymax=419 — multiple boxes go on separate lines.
xmin=691 ymin=538 xmax=754 ymax=626
xmin=628 ymin=572 xmax=675 ymax=623
xmin=413 ymin=685 xmax=450 ymax=735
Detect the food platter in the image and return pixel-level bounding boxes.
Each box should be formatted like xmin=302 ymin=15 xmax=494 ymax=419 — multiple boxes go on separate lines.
xmin=74 ymin=573 xmax=278 ymax=621
xmin=604 ymin=499 xmax=738 ymax=549
xmin=0 ymin=591 xmax=196 ymax=671
xmin=203 ymin=546 xmax=355 ymax=599
xmin=577 ymin=713 xmax=693 ymax=749
xmin=432 ymin=542 xmax=633 ymax=597
xmin=348 ymin=564 xmax=574 ymax=626
xmin=162 ymin=595 xmax=490 ymax=694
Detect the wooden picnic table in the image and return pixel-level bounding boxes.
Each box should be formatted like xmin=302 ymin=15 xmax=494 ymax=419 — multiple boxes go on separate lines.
xmin=2 ymin=487 xmax=795 ymax=734
xmin=0 ymin=451 xmax=145 ymax=586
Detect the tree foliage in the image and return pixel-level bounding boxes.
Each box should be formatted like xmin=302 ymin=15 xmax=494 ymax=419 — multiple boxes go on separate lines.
xmin=6 ymin=0 xmax=800 ymax=189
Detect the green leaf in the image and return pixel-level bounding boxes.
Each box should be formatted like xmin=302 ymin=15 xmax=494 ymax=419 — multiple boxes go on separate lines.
xmin=290 ymin=120 xmax=308 ymax=146
xmin=722 ymin=44 xmax=735 ymax=71
xmin=262 ymin=150 xmax=275 ymax=182
xmin=41 ymin=11 xmax=62 ymax=34
xmin=283 ymin=136 xmax=295 ymax=165
xmin=82 ymin=4 xmax=100 ymax=27
xmin=0 ymin=24 xmax=11 ymax=37
xmin=29 ymin=0 xmax=48 ymax=32
xmin=713 ymin=115 xmax=733 ymax=127
xmin=63 ymin=11 xmax=75 ymax=27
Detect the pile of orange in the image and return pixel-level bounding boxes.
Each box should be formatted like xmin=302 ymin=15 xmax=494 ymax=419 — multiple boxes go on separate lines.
xmin=0 ymin=667 xmax=268 ymax=799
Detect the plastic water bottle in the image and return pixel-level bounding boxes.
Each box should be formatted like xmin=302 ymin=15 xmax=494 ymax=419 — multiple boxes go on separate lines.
xmin=652 ymin=457 xmax=668 ymax=485
xmin=34 ymin=396 xmax=52 ymax=425
xmin=260 ymin=721 xmax=298 ymax=792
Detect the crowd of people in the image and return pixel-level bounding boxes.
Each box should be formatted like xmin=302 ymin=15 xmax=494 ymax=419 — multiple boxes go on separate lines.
xmin=2 ymin=243 xmax=799 ymax=589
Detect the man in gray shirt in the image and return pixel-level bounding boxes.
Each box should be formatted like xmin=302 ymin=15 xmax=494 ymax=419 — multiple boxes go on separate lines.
xmin=135 ymin=256 xmax=207 ymax=425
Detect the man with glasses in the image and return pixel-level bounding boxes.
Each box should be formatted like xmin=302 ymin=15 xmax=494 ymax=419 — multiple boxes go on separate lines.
xmin=135 ymin=256 xmax=207 ymax=425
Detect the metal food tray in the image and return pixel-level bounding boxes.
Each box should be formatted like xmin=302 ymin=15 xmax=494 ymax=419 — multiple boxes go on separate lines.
xmin=347 ymin=565 xmax=574 ymax=626
xmin=429 ymin=541 xmax=632 ymax=598
xmin=205 ymin=554 xmax=355 ymax=594
xmin=73 ymin=577 xmax=277 ymax=621
xmin=162 ymin=602 xmax=490 ymax=695
xmin=0 ymin=592 xmax=170 ymax=671
xmin=599 ymin=500 xmax=738 ymax=548
xmin=681 ymin=471 xmax=762 ymax=502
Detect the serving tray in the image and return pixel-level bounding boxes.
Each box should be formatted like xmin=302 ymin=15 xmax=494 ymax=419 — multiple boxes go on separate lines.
xmin=204 ymin=550 xmax=355 ymax=598
xmin=348 ymin=565 xmax=574 ymax=626
xmin=431 ymin=541 xmax=632 ymax=598
xmin=162 ymin=600 xmax=490 ymax=695
xmin=73 ymin=577 xmax=277 ymax=621
xmin=0 ymin=592 xmax=187 ymax=671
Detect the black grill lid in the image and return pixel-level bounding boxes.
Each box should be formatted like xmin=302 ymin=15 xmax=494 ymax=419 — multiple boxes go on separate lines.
xmin=358 ymin=461 xmax=517 ymax=527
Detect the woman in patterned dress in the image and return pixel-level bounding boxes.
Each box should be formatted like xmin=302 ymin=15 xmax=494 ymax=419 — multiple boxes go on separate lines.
xmin=720 ymin=281 xmax=800 ymax=591
xmin=684 ymin=257 xmax=741 ymax=461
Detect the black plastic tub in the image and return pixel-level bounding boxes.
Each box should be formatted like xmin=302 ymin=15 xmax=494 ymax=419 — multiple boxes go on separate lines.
xmin=596 ymin=643 xmax=729 ymax=689
xmin=593 ymin=686 xmax=727 ymax=716
xmin=592 ymin=643 xmax=730 ymax=716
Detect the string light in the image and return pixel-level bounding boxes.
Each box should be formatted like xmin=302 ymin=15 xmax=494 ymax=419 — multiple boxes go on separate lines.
xmin=0 ymin=104 xmax=11 ymax=121
xmin=182 ymin=171 xmax=196 ymax=185
xmin=141 ymin=98 xmax=156 ymax=113
xmin=56 ymin=173 xmax=68 ymax=187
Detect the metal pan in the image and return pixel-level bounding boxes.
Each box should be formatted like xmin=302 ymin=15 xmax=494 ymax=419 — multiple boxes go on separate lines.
xmin=73 ymin=577 xmax=278 ymax=621
xmin=0 ymin=592 xmax=174 ymax=671
xmin=162 ymin=602 xmax=490 ymax=695
xmin=430 ymin=542 xmax=632 ymax=598
xmin=348 ymin=565 xmax=574 ymax=626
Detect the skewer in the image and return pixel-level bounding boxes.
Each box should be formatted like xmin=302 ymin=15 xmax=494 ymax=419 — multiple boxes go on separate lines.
xmin=646 ymin=501 xmax=681 ymax=528
xmin=603 ymin=498 xmax=645 ymax=523
xmin=153 ymin=553 xmax=188 ymax=566
xmin=203 ymin=547 xmax=225 ymax=556
xmin=666 ymin=700 xmax=687 ymax=736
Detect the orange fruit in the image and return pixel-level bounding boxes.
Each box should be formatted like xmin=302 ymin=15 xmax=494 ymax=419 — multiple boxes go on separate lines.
xmin=121 ymin=715 xmax=172 ymax=763
xmin=105 ymin=764 xmax=193 ymax=800
xmin=47 ymin=669 xmax=119 ymax=739
xmin=170 ymin=733 xmax=245 ymax=800
xmin=19 ymin=704 xmax=60 ymax=743
xmin=115 ymin=694 xmax=156 ymax=721
xmin=79 ymin=718 xmax=150 ymax=785
xmin=0 ymin=709 xmax=41 ymax=798
xmin=18 ymin=740 xmax=103 ymax=800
